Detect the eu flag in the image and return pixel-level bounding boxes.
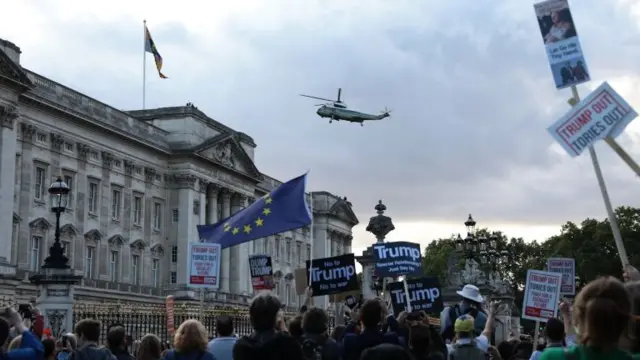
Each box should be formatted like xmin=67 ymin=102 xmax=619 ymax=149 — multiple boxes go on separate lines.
xmin=197 ymin=173 xmax=312 ymax=249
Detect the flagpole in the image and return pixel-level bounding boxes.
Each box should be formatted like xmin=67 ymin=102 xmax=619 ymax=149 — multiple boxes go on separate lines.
xmin=142 ymin=19 xmax=147 ymax=110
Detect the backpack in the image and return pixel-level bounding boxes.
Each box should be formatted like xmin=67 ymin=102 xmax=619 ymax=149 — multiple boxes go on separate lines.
xmin=301 ymin=338 xmax=323 ymax=360
xmin=448 ymin=343 xmax=486 ymax=360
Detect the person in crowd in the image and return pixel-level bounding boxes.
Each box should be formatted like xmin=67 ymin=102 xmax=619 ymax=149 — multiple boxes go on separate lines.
xmin=0 ymin=307 xmax=44 ymax=360
xmin=447 ymin=301 xmax=498 ymax=360
xmin=300 ymin=307 xmax=340 ymax=360
xmin=42 ymin=338 xmax=56 ymax=360
xmin=72 ymin=319 xmax=115 ymax=360
xmin=57 ymin=333 xmax=77 ymax=360
xmin=288 ymin=315 xmax=304 ymax=342
xmin=407 ymin=323 xmax=444 ymax=360
xmin=540 ymin=276 xmax=633 ymax=360
xmin=528 ymin=318 xmax=565 ymax=360
xmin=162 ymin=319 xmax=214 ymax=360
xmin=342 ymin=298 xmax=401 ymax=360
xmin=496 ymin=341 xmax=515 ymax=360
xmin=511 ymin=341 xmax=534 ymax=360
xmin=107 ymin=326 xmax=134 ymax=360
xmin=622 ymin=268 xmax=640 ymax=355
xmin=207 ymin=316 xmax=236 ymax=360
xmin=233 ymin=292 xmax=303 ymax=360
xmin=360 ymin=343 xmax=413 ymax=360
xmin=330 ymin=325 xmax=345 ymax=343
xmin=440 ymin=284 xmax=488 ymax=342
xmin=136 ymin=334 xmax=162 ymax=360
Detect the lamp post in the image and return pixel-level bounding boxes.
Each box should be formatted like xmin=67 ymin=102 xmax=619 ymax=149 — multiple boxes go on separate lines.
xmin=43 ymin=177 xmax=70 ymax=269
xmin=454 ymin=214 xmax=509 ymax=280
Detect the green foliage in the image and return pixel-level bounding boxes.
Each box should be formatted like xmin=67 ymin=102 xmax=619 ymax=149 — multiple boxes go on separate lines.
xmin=422 ymin=206 xmax=640 ymax=314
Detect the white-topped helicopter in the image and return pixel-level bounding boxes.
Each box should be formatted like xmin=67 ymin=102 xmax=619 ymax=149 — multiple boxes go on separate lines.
xmin=300 ymin=88 xmax=391 ymax=126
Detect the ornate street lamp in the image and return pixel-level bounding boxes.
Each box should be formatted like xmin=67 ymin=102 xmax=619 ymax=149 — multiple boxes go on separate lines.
xmin=43 ymin=177 xmax=70 ymax=269
xmin=455 ymin=214 xmax=508 ymax=276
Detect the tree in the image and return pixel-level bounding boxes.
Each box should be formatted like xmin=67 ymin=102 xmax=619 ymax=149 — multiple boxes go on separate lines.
xmin=421 ymin=238 xmax=456 ymax=284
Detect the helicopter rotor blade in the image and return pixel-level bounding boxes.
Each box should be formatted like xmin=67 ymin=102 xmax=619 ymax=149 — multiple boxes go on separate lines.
xmin=337 ymin=88 xmax=342 ymax=102
xmin=300 ymin=94 xmax=334 ymax=102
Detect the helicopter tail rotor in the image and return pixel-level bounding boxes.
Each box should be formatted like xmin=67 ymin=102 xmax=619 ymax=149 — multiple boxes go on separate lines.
xmin=381 ymin=107 xmax=392 ymax=116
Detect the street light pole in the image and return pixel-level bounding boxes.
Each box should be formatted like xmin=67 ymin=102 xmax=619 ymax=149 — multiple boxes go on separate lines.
xmin=455 ymin=214 xmax=509 ymax=283
xmin=43 ymin=177 xmax=70 ymax=269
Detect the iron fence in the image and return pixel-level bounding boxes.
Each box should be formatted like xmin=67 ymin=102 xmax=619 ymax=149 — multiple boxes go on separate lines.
xmin=72 ymin=303 xmax=335 ymax=345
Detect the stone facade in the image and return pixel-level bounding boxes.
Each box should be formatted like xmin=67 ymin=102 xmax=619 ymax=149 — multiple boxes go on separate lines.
xmin=0 ymin=38 xmax=359 ymax=307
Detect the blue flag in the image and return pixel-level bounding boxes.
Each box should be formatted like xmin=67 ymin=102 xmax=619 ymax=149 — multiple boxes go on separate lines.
xmin=197 ymin=173 xmax=312 ymax=249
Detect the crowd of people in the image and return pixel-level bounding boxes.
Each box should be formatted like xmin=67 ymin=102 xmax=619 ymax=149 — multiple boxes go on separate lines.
xmin=3 ymin=265 xmax=640 ymax=360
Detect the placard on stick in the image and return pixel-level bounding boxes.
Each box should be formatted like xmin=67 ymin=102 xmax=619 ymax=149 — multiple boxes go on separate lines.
xmin=522 ymin=270 xmax=562 ymax=323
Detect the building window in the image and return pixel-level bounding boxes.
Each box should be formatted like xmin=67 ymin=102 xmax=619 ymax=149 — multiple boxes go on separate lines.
xmin=64 ymin=142 xmax=74 ymax=152
xmin=171 ymin=246 xmax=178 ymax=263
xmin=113 ymin=160 xmax=121 ymax=168
xmin=30 ymin=236 xmax=41 ymax=271
xmin=286 ymin=240 xmax=291 ymax=262
xmin=152 ymin=259 xmax=159 ymax=287
xmin=109 ymin=250 xmax=118 ymax=282
xmin=133 ymin=196 xmax=142 ymax=225
xmin=131 ymin=255 xmax=140 ymax=285
xmin=275 ymin=238 xmax=280 ymax=258
xmin=63 ymin=174 xmax=74 ymax=208
xmin=88 ymin=182 xmax=98 ymax=213
xmin=85 ymin=246 xmax=94 ymax=279
xmin=285 ymin=283 xmax=291 ymax=305
xmin=296 ymin=243 xmax=301 ymax=264
xmin=36 ymin=133 xmax=47 ymax=142
xmin=62 ymin=240 xmax=71 ymax=261
xmin=111 ymin=189 xmax=121 ymax=220
xmin=170 ymin=271 xmax=177 ymax=284
xmin=306 ymin=245 xmax=311 ymax=261
xmin=90 ymin=151 xmax=99 ymax=161
xmin=153 ymin=202 xmax=162 ymax=229
xmin=135 ymin=167 xmax=142 ymax=175
xmin=34 ymin=166 xmax=46 ymax=200
xmin=172 ymin=209 xmax=179 ymax=223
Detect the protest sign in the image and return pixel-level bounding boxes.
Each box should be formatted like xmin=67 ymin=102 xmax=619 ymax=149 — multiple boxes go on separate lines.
xmin=522 ymin=270 xmax=562 ymax=322
xmin=547 ymin=257 xmax=576 ymax=295
xmin=249 ymin=254 xmax=274 ymax=290
xmin=547 ymin=82 xmax=637 ymax=157
xmin=387 ymin=277 xmax=444 ymax=315
xmin=305 ymin=253 xmax=358 ymax=296
xmin=534 ymin=0 xmax=590 ymax=89
xmin=187 ymin=243 xmax=221 ymax=289
xmin=373 ymin=241 xmax=422 ymax=277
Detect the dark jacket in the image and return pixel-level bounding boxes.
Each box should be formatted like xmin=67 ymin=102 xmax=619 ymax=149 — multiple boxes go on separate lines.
xmin=69 ymin=344 xmax=115 ymax=360
xmin=301 ymin=333 xmax=340 ymax=360
xmin=233 ymin=330 xmax=303 ymax=360
xmin=342 ymin=323 xmax=401 ymax=360
xmin=3 ymin=331 xmax=44 ymax=360
xmin=161 ymin=348 xmax=215 ymax=360
xmin=109 ymin=349 xmax=134 ymax=360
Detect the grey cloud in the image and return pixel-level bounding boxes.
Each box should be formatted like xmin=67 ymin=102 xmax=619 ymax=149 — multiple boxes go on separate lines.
xmin=9 ymin=0 xmax=640 ymax=227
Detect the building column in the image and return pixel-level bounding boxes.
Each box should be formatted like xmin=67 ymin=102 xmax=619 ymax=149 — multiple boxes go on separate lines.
xmin=0 ymin=105 xmax=18 ymax=264
xmin=172 ymin=174 xmax=198 ymax=291
xmin=229 ymin=194 xmax=244 ymax=295
xmin=220 ymin=189 xmax=232 ymax=293
xmin=239 ymin=196 xmax=251 ymax=294
xmin=198 ymin=179 xmax=208 ymax=225
xmin=206 ymin=184 xmax=218 ymax=225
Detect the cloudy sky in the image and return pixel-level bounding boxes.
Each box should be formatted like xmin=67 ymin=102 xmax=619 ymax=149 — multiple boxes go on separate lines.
xmin=4 ymin=0 xmax=640 ymax=255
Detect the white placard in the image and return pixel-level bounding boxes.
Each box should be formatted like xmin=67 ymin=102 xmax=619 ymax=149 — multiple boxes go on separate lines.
xmin=522 ymin=270 xmax=562 ymax=323
xmin=534 ymin=0 xmax=590 ymax=89
xmin=187 ymin=243 xmax=221 ymax=289
xmin=547 ymin=82 xmax=637 ymax=157
xmin=547 ymin=257 xmax=575 ymax=295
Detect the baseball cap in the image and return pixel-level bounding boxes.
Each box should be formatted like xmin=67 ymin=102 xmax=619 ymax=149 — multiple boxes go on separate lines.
xmin=454 ymin=314 xmax=474 ymax=333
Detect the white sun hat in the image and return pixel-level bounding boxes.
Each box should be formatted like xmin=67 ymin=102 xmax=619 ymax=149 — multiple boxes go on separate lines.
xmin=456 ymin=284 xmax=484 ymax=303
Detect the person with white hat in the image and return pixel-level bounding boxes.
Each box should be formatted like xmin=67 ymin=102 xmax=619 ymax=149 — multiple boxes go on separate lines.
xmin=439 ymin=284 xmax=489 ymax=342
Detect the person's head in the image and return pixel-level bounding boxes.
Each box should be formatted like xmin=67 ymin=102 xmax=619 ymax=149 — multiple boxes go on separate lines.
xmin=331 ymin=325 xmax=346 ymax=342
xmin=0 ymin=317 xmax=9 ymax=348
xmin=60 ymin=332 xmax=77 ymax=351
xmin=408 ymin=324 xmax=431 ymax=354
xmin=544 ymin=318 xmax=564 ymax=343
xmin=249 ymin=292 xmax=282 ymax=332
xmin=8 ymin=335 xmax=21 ymax=350
xmin=74 ymin=319 xmax=101 ymax=346
xmin=622 ymin=280 xmax=640 ymax=352
xmin=302 ymin=307 xmax=329 ymax=335
xmin=174 ymin=319 xmax=208 ymax=353
xmin=136 ymin=334 xmax=162 ymax=360
xmin=215 ymin=316 xmax=234 ymax=337
xmin=360 ymin=299 xmax=383 ymax=329
xmin=573 ymin=276 xmax=630 ymax=349
xmin=361 ymin=343 xmax=413 ymax=360
xmin=551 ymin=11 xmax=559 ymax=23
xmin=497 ymin=340 xmax=516 ymax=360
xmin=454 ymin=314 xmax=474 ymax=340
xmin=457 ymin=284 xmax=483 ymax=312
xmin=107 ymin=326 xmax=127 ymax=351
xmin=42 ymin=338 xmax=56 ymax=360
xmin=288 ymin=315 xmax=303 ymax=340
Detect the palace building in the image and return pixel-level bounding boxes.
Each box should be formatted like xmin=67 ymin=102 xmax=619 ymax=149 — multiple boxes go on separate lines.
xmin=0 ymin=38 xmax=359 ymax=307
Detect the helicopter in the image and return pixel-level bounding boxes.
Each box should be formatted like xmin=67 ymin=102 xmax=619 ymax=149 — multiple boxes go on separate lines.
xmin=300 ymin=88 xmax=391 ymax=126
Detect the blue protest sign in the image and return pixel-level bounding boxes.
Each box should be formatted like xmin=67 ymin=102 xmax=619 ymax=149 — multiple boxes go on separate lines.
xmin=373 ymin=241 xmax=422 ymax=277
